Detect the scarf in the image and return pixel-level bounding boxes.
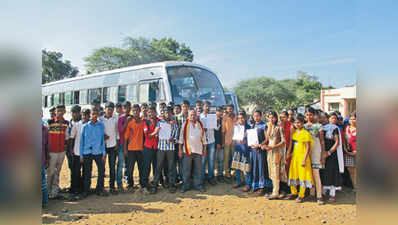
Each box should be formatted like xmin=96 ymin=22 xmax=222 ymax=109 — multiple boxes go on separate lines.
xmin=183 ymin=119 xmax=205 ymax=155
xmin=323 ymin=123 xmax=344 ymax=173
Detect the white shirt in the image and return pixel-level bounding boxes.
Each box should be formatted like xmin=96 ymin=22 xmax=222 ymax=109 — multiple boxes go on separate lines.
xmin=200 ymin=113 xmax=215 ymax=144
xmin=70 ymin=121 xmax=85 ymax=156
xmin=179 ymin=120 xmax=207 ymax=155
xmin=100 ymin=115 xmax=120 ymax=148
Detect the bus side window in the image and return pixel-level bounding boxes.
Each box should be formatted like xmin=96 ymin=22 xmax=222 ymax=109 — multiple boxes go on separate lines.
xmin=60 ymin=93 xmax=65 ymax=105
xmin=139 ymin=80 xmax=164 ymax=103
xmin=88 ymin=88 xmax=102 ymax=104
xmin=43 ymin=96 xmax=48 ymax=108
xmin=109 ymin=87 xmax=118 ymax=103
xmin=65 ymin=92 xmax=72 ymax=105
xmin=103 ymin=87 xmax=109 ymax=103
xmin=50 ymin=94 xmax=54 ymax=106
xmin=118 ymin=85 xmax=127 ymax=103
xmin=73 ymin=91 xmax=80 ymax=104
xmin=54 ymin=93 xmax=60 ymax=106
xmin=80 ymin=90 xmax=88 ymax=105
xmin=127 ymin=84 xmax=137 ymax=103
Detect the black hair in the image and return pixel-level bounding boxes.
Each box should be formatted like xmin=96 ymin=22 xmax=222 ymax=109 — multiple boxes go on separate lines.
xmin=71 ymin=105 xmax=81 ymax=113
xmin=122 ymin=101 xmax=131 ymax=107
xmin=105 ymin=101 xmax=115 ymax=109
xmin=49 ymin=107 xmax=56 ymax=112
xmin=295 ymin=113 xmax=305 ymax=123
xmin=238 ymin=110 xmax=246 ymax=118
xmin=330 ymin=112 xmax=339 ymax=118
xmin=268 ymin=110 xmax=279 ymax=124
xmin=132 ymin=104 xmax=140 ymax=110
xmin=116 ymin=102 xmax=122 ymax=108
xmin=82 ymin=109 xmax=91 ymax=115
xmin=226 ymin=104 xmax=234 ymax=109
xmin=195 ymin=100 xmax=203 ymax=105
xmin=166 ymin=106 xmax=173 ymax=112
xmin=182 ymin=100 xmax=190 ymax=106
xmin=280 ymin=110 xmax=288 ymax=117
xmin=305 ymin=106 xmax=316 ymax=115
xmin=141 ymin=103 xmax=148 ymax=107
xmin=148 ymin=106 xmax=157 ymax=112
xmin=91 ymin=106 xmax=99 ymax=113
xmin=203 ymin=101 xmax=211 ymax=107
xmin=188 ymin=107 xmax=196 ymax=112
xmin=174 ymin=104 xmax=181 ymax=109
xmin=253 ymin=110 xmax=262 ymax=116
xmin=56 ymin=104 xmax=65 ymax=109
xmin=350 ymin=111 xmax=356 ymax=118
xmin=160 ymin=102 xmax=167 ymax=107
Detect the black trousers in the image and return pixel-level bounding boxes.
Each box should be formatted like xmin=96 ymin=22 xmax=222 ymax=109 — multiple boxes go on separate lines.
xmin=106 ymin=147 xmax=117 ymax=189
xmin=126 ymin=151 xmax=144 ymax=188
xmin=71 ymin=155 xmax=83 ymax=193
xmin=142 ymin=147 xmax=157 ymax=187
xmin=83 ymin=154 xmax=105 ymax=193
xmin=153 ymin=151 xmax=176 ymax=186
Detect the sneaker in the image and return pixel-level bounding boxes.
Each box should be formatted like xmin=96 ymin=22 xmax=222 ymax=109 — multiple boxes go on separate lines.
xmin=208 ymin=178 xmax=217 ymax=185
xmin=169 ymin=186 xmax=177 ymax=193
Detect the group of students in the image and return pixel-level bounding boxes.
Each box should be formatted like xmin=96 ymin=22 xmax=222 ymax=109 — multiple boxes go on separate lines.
xmin=41 ymin=100 xmax=357 ymax=208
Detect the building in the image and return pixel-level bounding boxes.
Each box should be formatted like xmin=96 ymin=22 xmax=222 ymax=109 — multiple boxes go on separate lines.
xmin=321 ymin=85 xmax=356 ymax=118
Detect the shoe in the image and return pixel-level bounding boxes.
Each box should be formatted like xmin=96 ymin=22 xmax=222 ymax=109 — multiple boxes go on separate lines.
xmin=217 ymin=176 xmax=225 ymax=183
xmin=232 ymin=183 xmax=242 ymax=189
xmin=242 ymin=186 xmax=251 ymax=192
xmin=267 ymin=194 xmax=279 ymax=200
xmin=284 ymin=194 xmax=298 ymax=200
xmin=169 ymin=186 xmax=177 ymax=193
xmin=255 ymin=188 xmax=265 ymax=196
xmin=180 ymin=188 xmax=189 ymax=193
xmin=208 ymin=178 xmax=217 ymax=185
xmin=198 ymin=187 xmax=206 ymax=193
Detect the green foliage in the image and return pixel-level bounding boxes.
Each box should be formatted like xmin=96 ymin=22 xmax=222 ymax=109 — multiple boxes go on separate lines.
xmin=233 ymin=71 xmax=325 ymax=112
xmin=84 ymin=37 xmax=193 ymax=73
xmin=42 ymin=49 xmax=79 ymax=84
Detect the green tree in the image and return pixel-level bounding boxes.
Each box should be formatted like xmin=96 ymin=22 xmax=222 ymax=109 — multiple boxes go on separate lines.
xmin=42 ymin=49 xmax=79 ymax=84
xmin=84 ymin=37 xmax=193 ymax=73
xmin=233 ymin=71 xmax=325 ymax=112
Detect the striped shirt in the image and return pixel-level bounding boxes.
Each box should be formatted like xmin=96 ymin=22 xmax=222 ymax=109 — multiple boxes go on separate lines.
xmin=156 ymin=119 xmax=179 ymax=151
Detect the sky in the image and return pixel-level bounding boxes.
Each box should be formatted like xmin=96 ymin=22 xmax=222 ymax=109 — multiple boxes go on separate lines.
xmin=5 ymin=0 xmax=397 ymax=89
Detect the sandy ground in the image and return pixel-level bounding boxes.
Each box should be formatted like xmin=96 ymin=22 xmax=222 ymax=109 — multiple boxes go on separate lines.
xmin=42 ymin=159 xmax=356 ymax=225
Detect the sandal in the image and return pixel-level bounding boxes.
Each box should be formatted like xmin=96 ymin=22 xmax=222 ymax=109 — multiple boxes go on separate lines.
xmin=295 ymin=197 xmax=303 ymax=203
xmin=317 ymin=197 xmax=325 ymax=205
xmin=242 ymin=186 xmax=251 ymax=192
xmin=267 ymin=194 xmax=279 ymax=200
xmin=328 ymin=197 xmax=336 ymax=203
xmin=284 ymin=194 xmax=297 ymax=200
xmin=278 ymin=193 xmax=286 ymax=199
xmin=232 ymin=183 xmax=242 ymax=189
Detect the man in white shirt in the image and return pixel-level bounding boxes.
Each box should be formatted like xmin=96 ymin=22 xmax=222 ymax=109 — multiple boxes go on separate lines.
xmin=100 ymin=102 xmax=120 ymax=193
xmin=178 ymin=108 xmax=207 ymax=193
xmin=200 ymin=101 xmax=217 ymax=186
xmin=69 ymin=108 xmax=90 ymax=195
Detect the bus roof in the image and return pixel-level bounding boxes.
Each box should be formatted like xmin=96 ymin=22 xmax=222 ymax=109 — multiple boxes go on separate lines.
xmin=42 ymin=61 xmax=214 ymax=87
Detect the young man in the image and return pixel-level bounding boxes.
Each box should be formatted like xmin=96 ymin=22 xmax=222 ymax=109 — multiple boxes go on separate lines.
xmin=66 ymin=105 xmax=81 ymax=192
xmin=80 ymin=107 xmax=107 ymax=197
xmin=175 ymin=100 xmax=190 ymax=182
xmin=215 ymin=106 xmax=225 ymax=183
xmin=173 ymin=104 xmax=182 ymax=116
xmin=178 ymin=108 xmax=207 ymax=193
xmin=152 ymin=106 xmax=179 ymax=193
xmin=124 ymin=104 xmax=145 ymax=192
xmin=100 ymin=102 xmax=120 ymax=194
xmin=91 ymin=99 xmax=104 ymax=117
xmin=142 ymin=107 xmax=159 ymax=192
xmin=49 ymin=106 xmax=56 ymax=120
xmin=115 ymin=102 xmax=123 ymax=117
xmin=41 ymin=111 xmax=49 ymax=208
xmin=68 ymin=105 xmax=85 ymax=196
xmin=140 ymin=103 xmax=149 ymax=120
xmin=118 ymin=101 xmax=131 ymax=189
xmin=47 ymin=104 xmax=69 ymax=199
xmin=222 ymin=104 xmax=236 ymax=181
xmin=200 ymin=101 xmax=217 ymax=185
xmin=195 ymin=100 xmax=203 ymax=116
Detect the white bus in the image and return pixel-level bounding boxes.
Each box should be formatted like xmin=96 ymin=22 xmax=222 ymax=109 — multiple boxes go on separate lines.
xmin=42 ymin=61 xmax=226 ymax=120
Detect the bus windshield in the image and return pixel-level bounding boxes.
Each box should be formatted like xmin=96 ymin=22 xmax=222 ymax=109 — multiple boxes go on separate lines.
xmin=167 ymin=66 xmax=226 ymax=106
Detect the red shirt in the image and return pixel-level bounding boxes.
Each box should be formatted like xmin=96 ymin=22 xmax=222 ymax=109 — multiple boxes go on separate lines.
xmin=143 ymin=118 xmax=159 ymax=149
xmin=48 ymin=118 xmax=69 ymax=153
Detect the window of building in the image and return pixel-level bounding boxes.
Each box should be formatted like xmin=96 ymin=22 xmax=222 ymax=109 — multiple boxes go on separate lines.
xmin=328 ymin=103 xmax=340 ymax=112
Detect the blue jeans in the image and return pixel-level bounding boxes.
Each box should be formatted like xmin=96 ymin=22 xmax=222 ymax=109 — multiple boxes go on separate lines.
xmin=117 ymin=144 xmax=125 ymax=188
xmin=42 ymin=165 xmax=48 ymax=206
xmin=235 ymin=169 xmax=252 ymax=187
xmin=202 ymin=143 xmax=216 ymax=181
xmin=216 ymin=147 xmax=224 ymax=176
xmin=182 ymin=154 xmax=202 ymax=190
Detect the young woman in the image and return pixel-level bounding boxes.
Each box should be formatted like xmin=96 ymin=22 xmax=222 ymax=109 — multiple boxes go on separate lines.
xmin=344 ymin=112 xmax=357 ymax=190
xmin=231 ymin=111 xmax=251 ymax=189
xmin=286 ymin=114 xmax=314 ymax=203
xmin=279 ymin=111 xmax=294 ymax=188
xmin=247 ymin=110 xmax=267 ymax=195
xmin=262 ymin=111 xmax=287 ymax=199
xmin=321 ymin=112 xmax=344 ymax=203
xmin=304 ymin=107 xmax=326 ymax=205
